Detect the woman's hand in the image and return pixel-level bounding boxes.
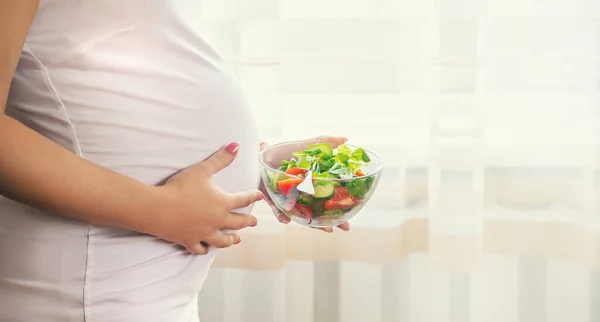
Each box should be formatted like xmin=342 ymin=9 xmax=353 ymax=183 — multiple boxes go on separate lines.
xmin=259 ymin=136 xmax=351 ymax=233
xmin=151 ymin=143 xmax=264 ymax=254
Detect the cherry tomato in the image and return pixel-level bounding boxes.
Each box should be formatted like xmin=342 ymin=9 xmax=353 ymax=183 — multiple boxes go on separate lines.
xmin=276 ymin=179 xmax=304 ymax=196
xmin=324 ymin=186 xmax=358 ymax=210
xmin=285 ymin=167 xmax=308 ymax=176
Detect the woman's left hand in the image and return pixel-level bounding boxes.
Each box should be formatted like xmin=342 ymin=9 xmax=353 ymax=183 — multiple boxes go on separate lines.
xmin=259 ymin=135 xmax=351 ymax=233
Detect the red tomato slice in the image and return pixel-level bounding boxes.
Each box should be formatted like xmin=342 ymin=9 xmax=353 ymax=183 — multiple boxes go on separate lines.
xmin=285 ymin=167 xmax=308 ymax=176
xmin=293 ymin=204 xmax=314 ymax=223
xmin=325 ymin=186 xmax=358 ymax=211
xmin=276 ymin=178 xmax=304 ymax=196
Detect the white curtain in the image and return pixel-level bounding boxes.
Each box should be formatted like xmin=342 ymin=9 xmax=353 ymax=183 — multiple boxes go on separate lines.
xmin=197 ymin=0 xmax=600 ymax=321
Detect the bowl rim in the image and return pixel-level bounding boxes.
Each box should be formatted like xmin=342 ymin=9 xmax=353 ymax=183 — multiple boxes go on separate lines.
xmin=259 ymin=140 xmax=383 ymax=182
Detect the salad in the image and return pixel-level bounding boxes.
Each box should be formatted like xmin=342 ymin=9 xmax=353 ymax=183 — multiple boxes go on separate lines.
xmin=267 ymin=143 xmax=376 ymax=222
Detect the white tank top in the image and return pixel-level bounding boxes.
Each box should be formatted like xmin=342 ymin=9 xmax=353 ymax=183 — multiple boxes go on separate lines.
xmin=1 ymin=1 xmax=260 ymax=321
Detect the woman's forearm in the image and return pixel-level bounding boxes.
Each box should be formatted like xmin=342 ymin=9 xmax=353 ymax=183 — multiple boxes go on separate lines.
xmin=0 ymin=115 xmax=164 ymax=233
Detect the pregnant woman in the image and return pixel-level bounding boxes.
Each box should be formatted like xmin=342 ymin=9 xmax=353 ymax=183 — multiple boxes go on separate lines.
xmin=0 ymin=1 xmax=348 ymax=321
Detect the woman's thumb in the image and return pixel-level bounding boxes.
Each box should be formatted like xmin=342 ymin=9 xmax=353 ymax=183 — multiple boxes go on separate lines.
xmin=199 ymin=142 xmax=239 ymax=176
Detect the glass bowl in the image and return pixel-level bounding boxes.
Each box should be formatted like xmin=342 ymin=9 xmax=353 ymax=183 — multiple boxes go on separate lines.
xmin=259 ymin=140 xmax=383 ymax=228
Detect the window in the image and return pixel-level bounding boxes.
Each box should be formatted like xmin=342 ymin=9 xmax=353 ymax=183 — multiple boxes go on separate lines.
xmin=198 ymin=1 xmax=600 ymax=321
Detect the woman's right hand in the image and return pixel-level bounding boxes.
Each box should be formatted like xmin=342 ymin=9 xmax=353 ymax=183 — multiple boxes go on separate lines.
xmin=150 ymin=143 xmax=263 ymax=255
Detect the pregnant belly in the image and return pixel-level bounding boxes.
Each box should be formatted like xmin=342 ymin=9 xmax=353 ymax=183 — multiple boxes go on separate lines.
xmin=80 ymin=135 xmax=260 ymax=319
xmin=78 ymin=94 xmax=261 ymax=313
xmin=0 ymin=117 xmax=261 ymax=321
xmin=0 ymin=119 xmax=261 ymax=320
xmin=4 ymin=66 xmax=261 ymax=320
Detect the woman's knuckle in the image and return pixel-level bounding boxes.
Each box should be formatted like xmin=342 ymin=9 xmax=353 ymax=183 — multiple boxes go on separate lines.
xmin=214 ymin=241 xmax=229 ymax=248
xmin=220 ymin=196 xmax=233 ymax=211
xmin=213 ymin=152 xmax=227 ymax=165
xmin=189 ymin=245 xmax=204 ymax=255
xmin=207 ymin=237 xmax=227 ymax=248
xmin=195 ymin=249 xmax=208 ymax=255
xmin=234 ymin=219 xmax=248 ymax=230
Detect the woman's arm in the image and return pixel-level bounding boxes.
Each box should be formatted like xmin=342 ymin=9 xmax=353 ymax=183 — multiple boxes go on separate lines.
xmin=0 ymin=0 xmax=261 ymax=254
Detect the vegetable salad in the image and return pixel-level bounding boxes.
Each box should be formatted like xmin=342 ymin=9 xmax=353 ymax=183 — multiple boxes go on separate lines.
xmin=267 ymin=143 xmax=375 ymax=223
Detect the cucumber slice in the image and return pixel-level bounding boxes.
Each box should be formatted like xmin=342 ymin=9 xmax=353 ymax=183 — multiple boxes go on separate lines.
xmin=313 ymin=181 xmax=335 ymax=200
xmin=313 ymin=173 xmax=341 ymax=187
xmin=297 ymin=193 xmax=314 ymax=206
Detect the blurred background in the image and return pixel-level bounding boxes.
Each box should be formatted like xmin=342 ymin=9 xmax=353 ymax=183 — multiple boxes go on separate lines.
xmin=196 ymin=0 xmax=600 ymax=321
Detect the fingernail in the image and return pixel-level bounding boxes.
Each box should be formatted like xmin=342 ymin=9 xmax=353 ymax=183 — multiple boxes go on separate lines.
xmin=225 ymin=142 xmax=239 ymax=155
xmin=234 ymin=237 xmax=241 ymax=244
xmin=251 ymin=220 xmax=257 ymax=227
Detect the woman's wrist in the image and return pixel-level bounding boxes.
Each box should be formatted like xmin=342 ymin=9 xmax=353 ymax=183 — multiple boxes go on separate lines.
xmin=135 ymin=185 xmax=181 ymax=238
